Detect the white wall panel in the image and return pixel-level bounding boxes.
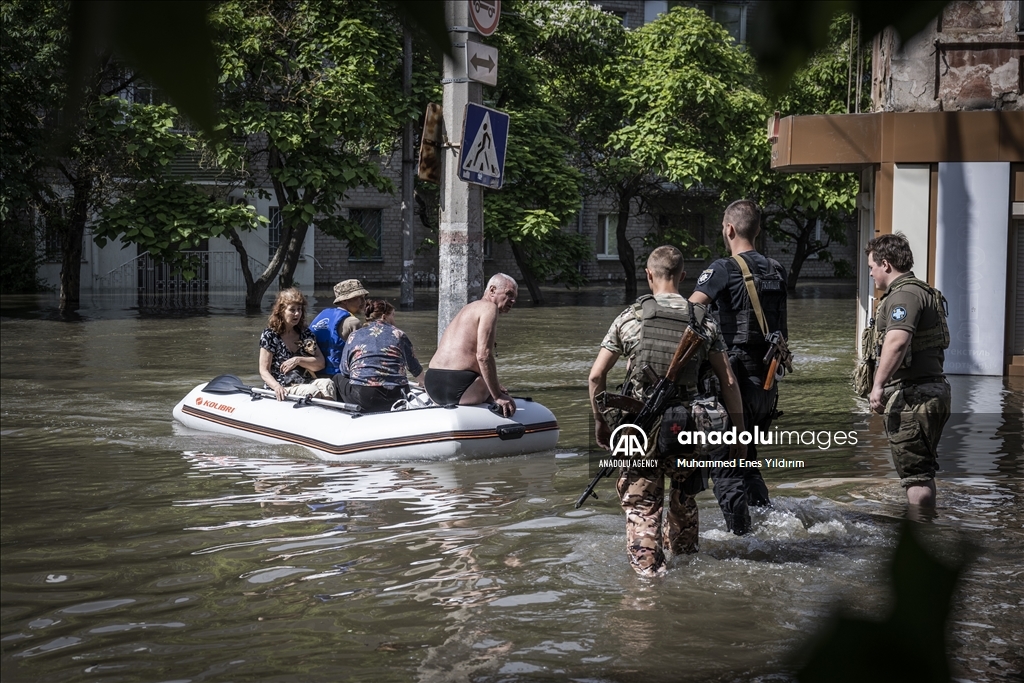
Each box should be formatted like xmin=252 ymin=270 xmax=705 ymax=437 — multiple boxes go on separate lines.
xmin=893 ymin=164 xmax=931 ymax=282
xmin=935 ymin=162 xmax=1010 ymax=376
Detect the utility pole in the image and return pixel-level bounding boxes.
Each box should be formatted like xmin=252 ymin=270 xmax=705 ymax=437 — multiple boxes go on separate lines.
xmin=437 ymin=0 xmax=484 ymax=342
xmin=400 ymin=26 xmax=415 ymax=310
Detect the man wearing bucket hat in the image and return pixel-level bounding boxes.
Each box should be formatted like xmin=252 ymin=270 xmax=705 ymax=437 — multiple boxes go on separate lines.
xmin=310 ymin=279 xmax=368 ymax=378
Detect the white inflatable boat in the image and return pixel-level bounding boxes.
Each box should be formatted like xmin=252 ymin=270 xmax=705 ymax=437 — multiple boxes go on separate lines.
xmin=172 ymin=375 xmax=560 ymax=462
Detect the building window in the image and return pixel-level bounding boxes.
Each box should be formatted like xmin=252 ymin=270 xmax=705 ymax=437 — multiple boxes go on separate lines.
xmin=483 ymin=237 xmax=494 ymax=260
xmin=112 ymin=69 xmax=167 ymax=107
xmin=597 ymin=214 xmax=619 ymax=259
xmin=348 ymin=208 xmax=383 ymax=261
xmin=672 ymin=1 xmax=748 ymax=43
xmin=268 ymin=206 xmax=282 ymax=260
xmin=44 ymin=224 xmax=62 ymax=262
xmin=130 ymin=79 xmax=165 ymax=106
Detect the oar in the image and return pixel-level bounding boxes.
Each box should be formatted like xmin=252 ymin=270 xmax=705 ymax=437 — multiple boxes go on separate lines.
xmin=204 ymin=374 xmax=260 ymax=396
xmin=202 ymin=375 xmax=362 ymax=413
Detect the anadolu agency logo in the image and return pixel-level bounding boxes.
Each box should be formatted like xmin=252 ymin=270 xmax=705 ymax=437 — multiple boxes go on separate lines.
xmin=610 ymin=424 xmax=648 ymax=457
xmin=600 ymin=424 xmax=659 ymax=468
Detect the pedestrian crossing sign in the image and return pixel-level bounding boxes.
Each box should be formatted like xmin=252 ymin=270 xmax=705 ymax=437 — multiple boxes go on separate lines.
xmin=458 ymin=103 xmax=509 ymax=189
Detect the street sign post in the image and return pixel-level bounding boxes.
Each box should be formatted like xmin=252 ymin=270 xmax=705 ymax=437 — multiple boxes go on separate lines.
xmin=469 ymin=0 xmax=500 ymax=36
xmin=458 ymin=103 xmax=509 ymax=189
xmin=466 ymin=42 xmax=498 ymax=86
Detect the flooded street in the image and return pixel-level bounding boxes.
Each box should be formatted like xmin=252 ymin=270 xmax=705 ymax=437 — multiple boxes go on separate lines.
xmin=2 ymin=285 xmax=1022 ymax=682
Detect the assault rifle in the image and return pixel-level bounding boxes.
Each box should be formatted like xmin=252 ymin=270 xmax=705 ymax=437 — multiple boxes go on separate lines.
xmin=761 ymin=331 xmax=794 ymax=391
xmin=575 ymin=304 xmax=711 ymax=509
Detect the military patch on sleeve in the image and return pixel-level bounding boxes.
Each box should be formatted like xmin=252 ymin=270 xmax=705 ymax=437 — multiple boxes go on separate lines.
xmin=697 ymin=269 xmax=714 ymax=286
xmin=891 ymin=306 xmax=908 ymax=321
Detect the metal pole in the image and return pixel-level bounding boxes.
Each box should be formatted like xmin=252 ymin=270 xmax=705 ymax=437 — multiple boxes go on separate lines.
xmin=437 ymin=0 xmax=484 ymax=343
xmin=401 ymin=26 xmax=415 ymax=309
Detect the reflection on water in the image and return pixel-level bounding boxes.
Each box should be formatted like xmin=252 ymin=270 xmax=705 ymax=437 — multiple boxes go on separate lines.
xmin=2 ymin=287 xmax=1022 ymax=682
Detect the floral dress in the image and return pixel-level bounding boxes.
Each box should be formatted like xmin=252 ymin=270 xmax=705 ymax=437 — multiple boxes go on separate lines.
xmin=259 ymin=327 xmax=317 ymax=386
xmin=340 ymin=321 xmax=422 ymax=389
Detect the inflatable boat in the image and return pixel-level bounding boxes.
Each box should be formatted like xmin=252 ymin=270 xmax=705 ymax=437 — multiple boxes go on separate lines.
xmin=172 ymin=375 xmax=560 ymax=462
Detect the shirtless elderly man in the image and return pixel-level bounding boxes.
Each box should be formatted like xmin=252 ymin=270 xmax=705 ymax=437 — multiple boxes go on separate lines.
xmin=425 ymin=274 xmax=518 ymax=417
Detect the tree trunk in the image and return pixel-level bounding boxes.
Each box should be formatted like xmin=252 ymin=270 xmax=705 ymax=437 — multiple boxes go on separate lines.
xmin=233 ymin=147 xmax=294 ymax=311
xmin=245 ymin=277 xmax=275 ymax=313
xmin=788 ymin=251 xmax=805 ymax=291
xmin=616 ymin=192 xmax=637 ymax=301
xmin=508 ymin=239 xmax=543 ymax=305
xmin=226 ymin=227 xmax=273 ymax=313
xmin=278 ymin=220 xmax=309 ymax=290
xmin=58 ymin=177 xmax=92 ymax=315
xmin=787 ymin=215 xmax=815 ymax=291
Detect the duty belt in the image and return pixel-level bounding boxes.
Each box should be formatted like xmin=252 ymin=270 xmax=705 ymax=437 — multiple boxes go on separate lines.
xmin=887 ymin=376 xmax=947 ymax=389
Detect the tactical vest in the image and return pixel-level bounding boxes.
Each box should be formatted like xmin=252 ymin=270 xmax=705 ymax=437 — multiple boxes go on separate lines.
xmin=309 ymin=308 xmax=351 ymax=375
xmin=718 ymin=254 xmax=787 ymax=346
xmin=624 ymin=295 xmax=699 ymax=398
xmin=872 ymin=276 xmax=950 ymax=359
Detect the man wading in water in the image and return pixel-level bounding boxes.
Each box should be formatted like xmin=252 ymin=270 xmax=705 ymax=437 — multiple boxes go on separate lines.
xmin=863 ymin=233 xmax=951 ymax=518
xmin=589 ymin=246 xmax=746 ymax=576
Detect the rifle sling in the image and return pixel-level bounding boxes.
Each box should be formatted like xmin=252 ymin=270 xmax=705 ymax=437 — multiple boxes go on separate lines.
xmin=732 ymin=254 xmax=769 ymax=338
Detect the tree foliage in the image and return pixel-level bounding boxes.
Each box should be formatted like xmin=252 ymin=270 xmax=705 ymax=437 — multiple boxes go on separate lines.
xmin=1 ymin=0 xmax=237 ymax=310
xmin=615 ymin=6 xmax=766 ymax=292
xmin=757 ymin=15 xmax=869 ymax=287
xmin=201 ymin=0 xmax=428 ymax=309
xmin=481 ymin=1 xmax=592 ymax=304
xmin=88 ymin=0 xmax=428 ymax=311
xmin=0 ymin=0 xmax=56 ymax=292
xmin=520 ymin=1 xmax=635 ymax=296
xmin=3 ymin=0 xmax=879 ymax=310
xmin=89 ymin=100 xmax=263 ymax=274
xmin=533 ymin=3 xmax=767 ymax=300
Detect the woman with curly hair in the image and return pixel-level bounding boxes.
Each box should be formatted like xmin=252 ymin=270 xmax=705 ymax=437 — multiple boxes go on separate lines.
xmin=333 ymin=299 xmax=423 ymax=412
xmin=258 ymin=288 xmax=336 ymax=401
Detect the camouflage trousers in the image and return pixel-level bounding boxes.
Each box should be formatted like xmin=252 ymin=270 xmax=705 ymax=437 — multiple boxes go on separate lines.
xmin=883 ymin=380 xmax=951 ymax=487
xmin=616 ymin=458 xmax=700 ymax=577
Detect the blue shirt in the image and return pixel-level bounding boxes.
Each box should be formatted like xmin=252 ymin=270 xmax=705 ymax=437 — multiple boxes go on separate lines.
xmin=341 ymin=321 xmax=422 ymax=389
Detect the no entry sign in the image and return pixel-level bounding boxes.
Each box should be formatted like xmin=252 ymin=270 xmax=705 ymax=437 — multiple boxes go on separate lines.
xmin=470 ymin=0 xmax=500 ymax=36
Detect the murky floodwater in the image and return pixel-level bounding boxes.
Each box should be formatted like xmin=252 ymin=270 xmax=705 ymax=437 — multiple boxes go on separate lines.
xmin=2 ymin=285 xmax=1022 ymax=682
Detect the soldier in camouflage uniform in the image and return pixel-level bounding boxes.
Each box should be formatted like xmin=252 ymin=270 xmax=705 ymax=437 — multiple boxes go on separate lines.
xmin=588 ymin=246 xmax=748 ymax=577
xmin=865 ymin=233 xmax=951 ymax=511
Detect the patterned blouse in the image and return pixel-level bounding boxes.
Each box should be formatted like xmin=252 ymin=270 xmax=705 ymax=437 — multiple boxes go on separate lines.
xmin=340 ymin=321 xmax=422 ymax=389
xmin=259 ymin=327 xmax=316 ymax=385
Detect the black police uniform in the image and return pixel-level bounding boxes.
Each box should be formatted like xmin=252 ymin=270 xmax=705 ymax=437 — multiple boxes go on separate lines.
xmin=693 ymin=250 xmax=788 ymax=534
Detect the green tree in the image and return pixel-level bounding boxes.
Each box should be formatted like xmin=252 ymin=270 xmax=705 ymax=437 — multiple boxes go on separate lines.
xmin=1 ymin=0 xmax=234 ymax=312
xmin=756 ymin=15 xmax=869 ymax=288
xmin=0 ymin=0 xmax=54 ymax=292
xmin=524 ymin=1 xmax=634 ymax=295
xmin=199 ymin=0 xmax=409 ymax=310
xmin=536 ymin=4 xmax=766 ymax=300
xmin=87 ymin=0 xmax=425 ymax=312
xmin=615 ymin=6 xmax=766 ymax=299
xmin=482 ymin=1 xmax=593 ymax=305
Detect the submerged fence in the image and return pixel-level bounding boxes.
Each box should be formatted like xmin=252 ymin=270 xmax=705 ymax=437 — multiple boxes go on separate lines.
xmin=95 ymin=251 xmax=267 ymax=310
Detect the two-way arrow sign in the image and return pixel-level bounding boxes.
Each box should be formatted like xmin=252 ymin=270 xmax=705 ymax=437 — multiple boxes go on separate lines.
xmin=471 ymin=53 xmax=494 ymax=72
xmin=466 ymin=42 xmax=498 ymax=87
